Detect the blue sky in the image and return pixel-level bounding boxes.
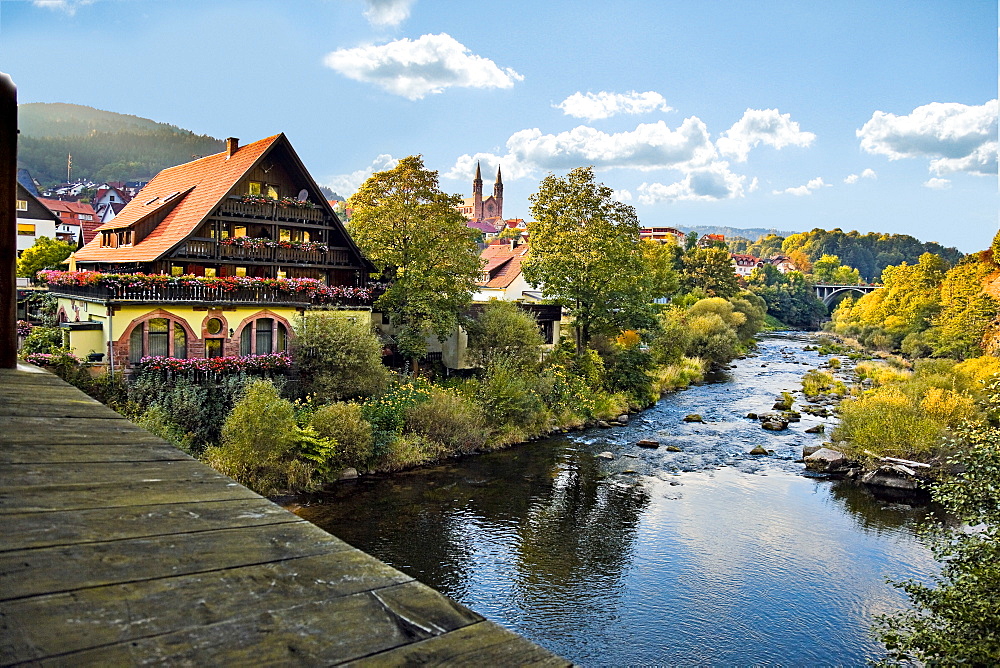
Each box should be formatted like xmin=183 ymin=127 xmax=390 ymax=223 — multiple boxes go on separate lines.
xmin=1 ymin=0 xmax=996 ymax=252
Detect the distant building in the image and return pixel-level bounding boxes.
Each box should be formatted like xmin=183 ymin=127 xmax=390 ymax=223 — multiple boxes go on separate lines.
xmin=459 ymin=162 xmax=506 ymax=237
xmin=765 ymin=255 xmax=797 ymax=274
xmin=697 ymin=233 xmax=726 ymax=248
xmin=731 ymin=253 xmax=760 ymax=277
xmin=15 ymin=183 xmax=61 ymax=255
xmin=639 ymin=225 xmax=685 ymax=244
xmin=39 ymin=198 xmax=96 ymax=245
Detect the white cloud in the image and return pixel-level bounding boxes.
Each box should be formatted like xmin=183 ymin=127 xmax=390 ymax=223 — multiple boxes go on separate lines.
xmin=323 ymin=33 xmax=523 ymax=100
xmin=444 ymin=151 xmax=535 ymax=183
xmin=857 ymin=100 xmax=998 ymax=175
xmin=923 ymin=177 xmax=952 ymax=190
xmin=613 ymin=189 xmax=633 ymax=202
xmin=362 ymin=0 xmax=414 ymax=27
xmin=32 ymin=0 xmax=93 ymax=14
xmin=716 ymin=108 xmax=816 ymax=162
xmin=504 ymin=117 xmax=718 ymax=171
xmin=844 ymin=168 xmax=877 ymax=184
xmin=772 ymin=176 xmax=828 ymax=196
xmin=637 ymin=162 xmax=748 ymax=203
xmin=324 ymin=153 xmax=399 ymax=197
xmin=554 ymin=91 xmax=672 ymax=121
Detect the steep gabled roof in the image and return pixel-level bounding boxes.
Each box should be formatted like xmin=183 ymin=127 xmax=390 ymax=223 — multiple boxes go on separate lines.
xmin=75 ymin=135 xmax=282 ymax=263
xmin=479 ymin=243 xmax=529 ymax=289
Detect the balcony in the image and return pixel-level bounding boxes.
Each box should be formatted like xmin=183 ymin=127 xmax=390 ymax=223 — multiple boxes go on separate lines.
xmin=49 ymin=282 xmax=315 ymax=306
xmin=217 ymin=198 xmax=325 ymax=224
xmin=173 ymin=240 xmax=353 ymax=266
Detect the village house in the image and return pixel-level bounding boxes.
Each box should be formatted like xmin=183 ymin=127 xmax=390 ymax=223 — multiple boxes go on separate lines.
xmin=47 ymin=134 xmax=376 ymax=371
xmin=697 ymin=233 xmax=726 ymax=248
xmin=15 ymin=182 xmax=61 ymax=255
xmin=92 ymin=183 xmax=132 ymax=225
xmin=765 ymin=255 xmax=797 ymax=273
xmin=731 ymin=253 xmax=759 ymax=277
xmin=39 ymin=197 xmax=95 ymax=245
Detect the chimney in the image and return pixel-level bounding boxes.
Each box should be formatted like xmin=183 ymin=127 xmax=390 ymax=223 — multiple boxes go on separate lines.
xmin=225 ymin=137 xmax=239 ymax=158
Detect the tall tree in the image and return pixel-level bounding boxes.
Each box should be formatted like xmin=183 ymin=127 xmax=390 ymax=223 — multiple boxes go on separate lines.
xmin=680 ymin=247 xmax=739 ymax=298
xmin=348 ymin=156 xmax=481 ymax=370
xmin=524 ymin=167 xmax=649 ymax=351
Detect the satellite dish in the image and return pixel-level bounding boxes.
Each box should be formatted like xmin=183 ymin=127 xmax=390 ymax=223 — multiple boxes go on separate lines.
xmin=297 ymin=189 xmax=309 ymax=202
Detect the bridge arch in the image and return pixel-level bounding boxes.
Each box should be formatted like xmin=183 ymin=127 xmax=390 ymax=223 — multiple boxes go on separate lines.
xmin=812 ymin=284 xmax=879 ymax=308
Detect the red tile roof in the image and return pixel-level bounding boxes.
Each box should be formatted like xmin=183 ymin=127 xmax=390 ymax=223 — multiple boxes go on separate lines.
xmin=75 ymin=135 xmax=282 ymax=263
xmin=479 ymin=243 xmax=529 ymax=289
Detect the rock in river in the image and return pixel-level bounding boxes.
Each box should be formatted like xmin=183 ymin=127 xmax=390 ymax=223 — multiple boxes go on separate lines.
xmin=762 ymin=420 xmax=788 ymax=431
xmin=804 ymin=447 xmax=848 ymax=472
xmin=683 ymin=414 xmax=704 ymax=423
xmin=637 ymin=439 xmax=660 ymax=448
xmin=597 ymin=451 xmax=615 ymax=460
xmin=804 ymin=424 xmax=825 ymax=434
xmin=750 ymin=445 xmax=769 ymax=456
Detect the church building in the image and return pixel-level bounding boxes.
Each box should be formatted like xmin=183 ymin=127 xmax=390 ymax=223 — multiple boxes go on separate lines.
xmin=458 ymin=162 xmax=505 ymax=236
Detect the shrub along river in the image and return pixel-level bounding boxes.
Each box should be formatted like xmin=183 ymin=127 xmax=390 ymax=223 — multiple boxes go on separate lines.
xmin=291 ymin=333 xmax=937 ymax=665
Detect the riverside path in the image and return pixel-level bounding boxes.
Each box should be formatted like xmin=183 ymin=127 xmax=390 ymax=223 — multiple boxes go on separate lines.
xmin=0 ymin=363 xmax=566 ymax=666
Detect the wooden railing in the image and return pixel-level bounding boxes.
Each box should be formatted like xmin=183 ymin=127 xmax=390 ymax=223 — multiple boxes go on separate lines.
xmin=174 ymin=241 xmax=353 ymax=266
xmin=49 ymin=282 xmax=314 ymax=306
xmin=217 ymin=199 xmax=325 ymax=223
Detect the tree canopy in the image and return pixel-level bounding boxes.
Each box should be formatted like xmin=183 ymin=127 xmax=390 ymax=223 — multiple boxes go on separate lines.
xmin=347 ymin=155 xmax=481 ymax=367
xmin=16 ymin=236 xmax=75 ymax=278
xmin=524 ymin=167 xmax=651 ymax=350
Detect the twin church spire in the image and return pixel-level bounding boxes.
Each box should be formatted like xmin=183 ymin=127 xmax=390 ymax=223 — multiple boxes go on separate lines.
xmin=472 ymin=160 xmax=502 ymax=221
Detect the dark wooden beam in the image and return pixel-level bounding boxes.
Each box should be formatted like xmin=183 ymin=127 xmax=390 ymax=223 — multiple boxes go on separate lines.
xmin=0 ymin=73 xmax=17 ymax=369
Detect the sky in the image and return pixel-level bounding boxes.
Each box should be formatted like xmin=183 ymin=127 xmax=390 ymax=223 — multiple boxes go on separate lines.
xmin=0 ymin=0 xmax=996 ymax=253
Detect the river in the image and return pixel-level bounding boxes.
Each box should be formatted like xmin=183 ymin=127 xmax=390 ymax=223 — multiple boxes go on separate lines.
xmin=291 ymin=334 xmax=937 ymax=665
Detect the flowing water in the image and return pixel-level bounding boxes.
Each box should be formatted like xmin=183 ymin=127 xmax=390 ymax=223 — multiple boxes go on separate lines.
xmin=292 ymin=334 xmax=937 ymax=665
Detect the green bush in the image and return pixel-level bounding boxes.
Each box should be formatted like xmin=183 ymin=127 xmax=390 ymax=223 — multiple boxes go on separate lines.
xmin=292 ymin=311 xmax=390 ymax=401
xmin=476 ymin=362 xmax=547 ymax=433
xmin=834 ymin=386 xmax=944 ymax=460
xmin=311 ymin=402 xmax=374 ymax=470
xmin=361 ymin=380 xmax=434 ymax=459
xmin=405 ymin=386 xmax=486 ymax=455
xmin=604 ymin=345 xmax=655 ymax=403
xmin=801 ymin=370 xmax=846 ymax=398
xmin=466 ymin=300 xmax=543 ymax=371
xmin=20 ymin=326 xmax=63 ymax=355
xmin=204 ymin=379 xmax=314 ymax=495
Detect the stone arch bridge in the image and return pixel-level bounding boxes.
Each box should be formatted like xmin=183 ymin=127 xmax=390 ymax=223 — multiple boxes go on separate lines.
xmin=813 ymin=283 xmax=880 ymax=308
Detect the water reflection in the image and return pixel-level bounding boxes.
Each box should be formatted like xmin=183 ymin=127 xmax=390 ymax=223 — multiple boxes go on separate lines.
xmin=291 ymin=335 xmax=937 ymax=665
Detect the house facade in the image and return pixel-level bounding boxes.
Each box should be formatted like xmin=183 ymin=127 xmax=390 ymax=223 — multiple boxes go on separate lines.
xmin=731 ymin=253 xmax=760 ymax=277
xmin=15 ymin=183 xmax=61 ymax=254
xmin=48 ymin=134 xmax=377 ymax=370
xmin=39 ymin=198 xmax=97 ymax=245
xmin=639 ymin=225 xmax=685 ymax=244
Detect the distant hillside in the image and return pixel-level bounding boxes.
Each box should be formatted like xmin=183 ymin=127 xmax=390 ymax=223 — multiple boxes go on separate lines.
xmin=17 ymin=103 xmax=225 ymax=186
xmin=675 ymin=225 xmax=798 ymax=241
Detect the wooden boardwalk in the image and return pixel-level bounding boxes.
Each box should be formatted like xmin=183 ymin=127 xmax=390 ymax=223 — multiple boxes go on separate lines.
xmin=0 ymin=365 xmax=566 ymax=666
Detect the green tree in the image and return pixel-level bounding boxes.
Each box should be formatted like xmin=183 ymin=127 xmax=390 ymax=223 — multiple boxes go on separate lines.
xmin=640 ymin=238 xmax=681 ymax=300
xmin=16 ymin=236 xmax=75 ymax=278
xmin=291 ymin=311 xmax=390 ymax=400
xmin=348 ymin=156 xmax=481 ymax=370
xmin=680 ymin=247 xmax=739 ymax=299
xmin=930 ymin=258 xmax=999 ymax=359
xmin=466 ymin=300 xmax=544 ymax=371
xmin=524 ymin=166 xmax=650 ymax=351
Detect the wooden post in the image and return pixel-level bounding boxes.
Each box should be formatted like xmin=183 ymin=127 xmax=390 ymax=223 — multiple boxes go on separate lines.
xmin=0 ymin=73 xmax=16 ymax=369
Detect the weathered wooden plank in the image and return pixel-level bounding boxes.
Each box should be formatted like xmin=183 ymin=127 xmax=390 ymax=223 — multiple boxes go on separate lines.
xmin=0 ymin=550 xmax=415 ymax=663
xmin=38 ymin=581 xmax=482 ymax=667
xmin=0 ymin=477 xmax=261 ymax=514
xmin=0 ymin=459 xmax=223 ymax=489
xmin=0 ymin=399 xmax=123 ymax=419
xmin=345 ymin=619 xmax=569 ymax=667
xmin=0 ymin=440 xmax=188 ymax=465
xmin=0 ymin=521 xmax=353 ymax=601
xmin=0 ymin=497 xmax=298 ymax=551
xmin=0 ymin=417 xmax=170 ymax=445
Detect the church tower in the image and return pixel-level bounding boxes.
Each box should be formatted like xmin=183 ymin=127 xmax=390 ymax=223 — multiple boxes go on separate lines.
xmin=473 ymin=161 xmax=484 ymax=220
xmin=493 ymin=165 xmax=503 ymax=219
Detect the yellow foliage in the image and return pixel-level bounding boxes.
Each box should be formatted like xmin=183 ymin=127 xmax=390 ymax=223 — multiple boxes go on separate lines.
xmin=616 ymin=329 xmax=641 ymax=348
xmin=919 ymin=387 xmax=975 ymax=427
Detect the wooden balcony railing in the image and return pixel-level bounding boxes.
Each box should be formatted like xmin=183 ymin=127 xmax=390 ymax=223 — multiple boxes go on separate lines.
xmin=217 ymin=199 xmax=325 ymax=223
xmin=48 ymin=282 xmax=377 ymax=309
xmin=174 ymin=241 xmax=353 ymax=266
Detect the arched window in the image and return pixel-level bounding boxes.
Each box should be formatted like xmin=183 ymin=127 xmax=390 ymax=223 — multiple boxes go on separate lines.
xmin=240 ymin=317 xmax=289 ymax=356
xmin=128 ymin=317 xmax=188 ymax=363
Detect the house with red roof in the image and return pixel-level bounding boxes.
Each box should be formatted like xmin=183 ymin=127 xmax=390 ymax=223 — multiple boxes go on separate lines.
xmin=38 ymin=197 xmax=93 ymax=245
xmin=46 ymin=134 xmax=377 ymax=370
xmin=731 ymin=253 xmax=760 ymax=277
xmin=639 ymin=225 xmax=686 ymax=244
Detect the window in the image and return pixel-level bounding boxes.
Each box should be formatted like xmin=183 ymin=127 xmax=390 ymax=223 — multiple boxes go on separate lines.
xmin=129 ymin=317 xmax=188 ymax=363
xmin=204 ymin=268 xmax=217 ymax=278
xmin=233 ymin=225 xmax=246 ymax=238
xmin=240 ymin=318 xmax=288 ymax=356
xmin=16 ymin=199 xmax=28 ymax=211
xmin=266 ymin=184 xmax=278 ymax=199
xmin=248 ymin=181 xmax=262 ymax=196
xmin=17 ymin=223 xmax=35 ymax=236
xmin=279 ymin=228 xmax=291 ymax=242
xmin=235 ymin=266 xmax=247 ymax=277
xmin=171 ymin=265 xmax=184 ymax=276
xmin=80 ymin=214 xmax=93 ymax=221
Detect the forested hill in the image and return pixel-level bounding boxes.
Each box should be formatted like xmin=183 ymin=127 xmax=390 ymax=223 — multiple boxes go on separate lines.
xmin=676 ymin=225 xmax=799 ymax=241
xmin=17 ymin=103 xmax=225 ymax=186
